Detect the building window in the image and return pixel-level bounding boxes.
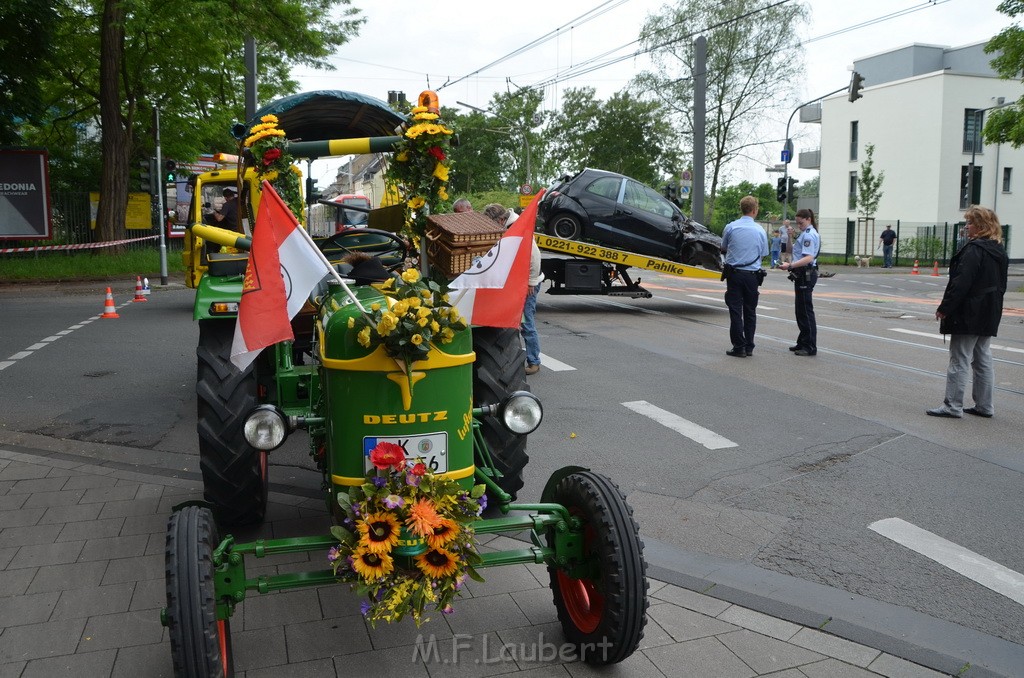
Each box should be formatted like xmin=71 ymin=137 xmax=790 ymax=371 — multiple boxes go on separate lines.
xmin=848 ymin=171 xmax=857 ymax=211
xmin=963 ymin=109 xmax=983 ymax=154
xmin=960 ymin=165 xmax=982 ymax=209
xmin=1003 ymin=167 xmax=1012 ymax=193
xmin=850 ymin=121 xmax=858 ymax=161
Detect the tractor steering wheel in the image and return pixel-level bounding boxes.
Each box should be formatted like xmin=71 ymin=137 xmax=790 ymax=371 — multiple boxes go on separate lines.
xmin=318 ymin=228 xmax=410 ymax=271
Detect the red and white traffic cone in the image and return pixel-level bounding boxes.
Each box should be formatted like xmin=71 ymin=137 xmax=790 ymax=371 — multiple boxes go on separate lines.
xmin=132 ymin=276 xmax=148 ymax=302
xmin=931 ymin=261 xmax=940 ymax=277
xmin=911 ymin=260 xmax=919 ymax=275
xmin=100 ymin=287 xmax=120 ymax=319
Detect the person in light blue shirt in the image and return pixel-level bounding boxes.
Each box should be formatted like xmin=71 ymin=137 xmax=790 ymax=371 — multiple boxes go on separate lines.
xmin=720 ymin=196 xmax=769 ymax=357
xmin=779 ymin=208 xmax=821 ymax=356
xmin=770 ymin=229 xmax=782 ymax=268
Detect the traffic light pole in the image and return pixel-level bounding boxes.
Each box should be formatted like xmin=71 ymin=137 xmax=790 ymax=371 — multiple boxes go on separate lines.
xmin=153 ymin=107 xmax=169 ymax=286
xmin=781 ymin=85 xmax=847 ymax=221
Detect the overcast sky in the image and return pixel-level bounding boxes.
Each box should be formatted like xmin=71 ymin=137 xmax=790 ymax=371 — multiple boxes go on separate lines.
xmin=293 ymin=0 xmax=1010 ymax=186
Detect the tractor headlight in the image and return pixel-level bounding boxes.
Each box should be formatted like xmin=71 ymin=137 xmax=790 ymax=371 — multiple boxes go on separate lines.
xmin=498 ymin=391 xmax=543 ymax=435
xmin=243 ymin=405 xmax=289 ymax=451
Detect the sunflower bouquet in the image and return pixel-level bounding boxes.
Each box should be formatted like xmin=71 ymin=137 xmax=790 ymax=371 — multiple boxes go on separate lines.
xmin=328 ymin=440 xmax=487 ymax=626
xmin=243 ymin=114 xmax=304 ymax=218
xmin=346 ymin=267 xmax=467 ymax=386
xmin=386 ymin=94 xmax=456 ymax=237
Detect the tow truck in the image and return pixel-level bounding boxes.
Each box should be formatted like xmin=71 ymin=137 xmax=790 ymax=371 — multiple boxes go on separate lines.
xmin=536 ymin=232 xmax=720 ymax=298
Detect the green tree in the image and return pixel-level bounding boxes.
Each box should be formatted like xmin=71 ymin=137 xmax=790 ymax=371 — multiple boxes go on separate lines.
xmin=856 ymin=143 xmax=885 ymax=218
xmin=0 ymin=1 xmax=58 ymax=145
xmin=445 ymin=107 xmax=505 ymax=195
xmin=984 ymin=0 xmax=1024 ymax=146
xmin=632 ymin=0 xmax=809 ymax=224
xmin=544 ymin=88 xmax=680 ymax=186
xmin=708 ymin=181 xmax=777 ymax=233
xmin=28 ymin=0 xmax=364 ymax=243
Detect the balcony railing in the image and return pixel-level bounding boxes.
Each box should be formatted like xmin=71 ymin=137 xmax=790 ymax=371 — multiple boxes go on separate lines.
xmin=798 ymin=150 xmax=820 ymax=169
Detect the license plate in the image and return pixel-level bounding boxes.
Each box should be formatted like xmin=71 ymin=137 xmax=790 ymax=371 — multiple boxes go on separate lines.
xmin=363 ymin=432 xmax=448 ymax=474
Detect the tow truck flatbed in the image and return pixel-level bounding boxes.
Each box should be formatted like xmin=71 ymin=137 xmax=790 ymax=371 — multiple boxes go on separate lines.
xmin=535 ymin=233 xmax=720 ymax=298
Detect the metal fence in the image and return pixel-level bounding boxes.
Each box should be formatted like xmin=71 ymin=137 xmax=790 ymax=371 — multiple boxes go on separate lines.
xmin=815 ymin=217 xmax=1012 ymax=266
xmin=1 ymin=191 xmax=182 ymax=256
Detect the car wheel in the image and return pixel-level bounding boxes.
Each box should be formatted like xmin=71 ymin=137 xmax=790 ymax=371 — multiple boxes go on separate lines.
xmin=551 ymin=214 xmax=582 ymax=240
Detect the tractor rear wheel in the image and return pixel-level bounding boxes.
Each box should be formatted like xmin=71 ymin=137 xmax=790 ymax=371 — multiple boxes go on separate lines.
xmin=165 ymin=505 xmax=235 ymax=677
xmin=472 ymin=326 xmax=529 ymax=500
xmin=196 ymin=320 xmax=268 ymax=527
xmin=547 ymin=471 xmax=648 ymax=665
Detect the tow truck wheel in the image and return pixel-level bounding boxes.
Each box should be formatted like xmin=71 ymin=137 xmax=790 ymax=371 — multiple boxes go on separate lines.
xmin=550 ymin=214 xmax=582 ymax=240
xmin=166 ymin=505 xmax=235 ymax=678
xmin=196 ymin=320 xmax=268 ymax=527
xmin=472 ymin=326 xmax=529 ymax=500
xmin=547 ymin=471 xmax=648 ymax=665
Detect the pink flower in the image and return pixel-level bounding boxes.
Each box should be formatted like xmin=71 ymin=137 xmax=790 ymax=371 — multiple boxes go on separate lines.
xmin=383 ymin=494 xmax=404 ymax=509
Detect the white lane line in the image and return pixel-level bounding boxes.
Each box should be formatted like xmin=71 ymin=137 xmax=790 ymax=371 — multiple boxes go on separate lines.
xmin=869 ymin=518 xmax=1024 ymax=606
xmin=890 ymin=328 xmax=1024 ymax=354
xmin=622 ymin=400 xmax=737 ymax=450
xmin=41 ymin=336 xmax=62 ymax=342
xmin=8 ymin=352 xmax=32 ymax=360
xmin=537 ymin=353 xmax=575 ymax=372
xmin=26 ymin=343 xmax=48 ymax=351
xmin=0 ymin=361 xmax=15 ymax=371
xmin=687 ymin=294 xmax=776 ymax=311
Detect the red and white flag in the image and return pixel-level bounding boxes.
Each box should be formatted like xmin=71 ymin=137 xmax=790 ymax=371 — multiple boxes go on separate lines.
xmin=230 ymin=182 xmax=334 ymax=370
xmin=449 ymin=190 xmax=544 ymax=328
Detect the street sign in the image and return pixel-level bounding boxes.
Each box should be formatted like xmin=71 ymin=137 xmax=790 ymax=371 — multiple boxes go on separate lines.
xmin=681 ymin=170 xmax=692 ymax=181
xmin=782 ymin=138 xmax=794 ymax=164
xmin=520 ymin=183 xmax=532 ymax=195
xmin=781 ymin=150 xmax=791 ymax=163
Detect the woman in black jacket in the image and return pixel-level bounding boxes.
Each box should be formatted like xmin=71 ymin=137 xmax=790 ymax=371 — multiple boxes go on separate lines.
xmin=927 ymin=206 xmax=1009 ymax=418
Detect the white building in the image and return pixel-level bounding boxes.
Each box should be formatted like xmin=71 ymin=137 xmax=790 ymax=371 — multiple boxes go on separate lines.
xmin=803 ymin=41 xmax=1022 ymax=262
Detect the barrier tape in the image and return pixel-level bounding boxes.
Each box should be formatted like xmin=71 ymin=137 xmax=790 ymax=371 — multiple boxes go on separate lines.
xmin=0 ymin=235 xmax=159 ymax=254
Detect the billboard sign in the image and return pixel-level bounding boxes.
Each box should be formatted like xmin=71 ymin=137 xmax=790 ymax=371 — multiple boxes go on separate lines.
xmin=0 ymin=149 xmax=52 ymax=240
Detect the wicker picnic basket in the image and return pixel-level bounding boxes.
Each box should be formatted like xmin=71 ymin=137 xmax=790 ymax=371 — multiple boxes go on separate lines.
xmin=425 ymin=213 xmax=503 ymax=277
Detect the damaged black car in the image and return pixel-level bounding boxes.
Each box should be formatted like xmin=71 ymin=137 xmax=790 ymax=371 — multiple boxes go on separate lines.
xmin=537 ymin=168 xmax=723 ymax=271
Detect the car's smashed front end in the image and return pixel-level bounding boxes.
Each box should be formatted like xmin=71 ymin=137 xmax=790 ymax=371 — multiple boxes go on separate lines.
xmin=676 ymin=217 xmax=724 ymax=271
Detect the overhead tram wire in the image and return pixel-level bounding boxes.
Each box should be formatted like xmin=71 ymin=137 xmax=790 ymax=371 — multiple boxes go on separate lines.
xmin=523 ymin=0 xmax=952 ymax=92
xmin=436 ymin=0 xmax=628 ymax=91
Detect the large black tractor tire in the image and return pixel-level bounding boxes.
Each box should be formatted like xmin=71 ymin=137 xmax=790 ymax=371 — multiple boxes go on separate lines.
xmin=472 ymin=326 xmax=529 ymax=500
xmin=550 ymin=213 xmax=582 ymax=240
xmin=547 ymin=471 xmax=648 ymax=665
xmin=196 ymin=320 xmax=268 ymax=527
xmin=166 ymin=505 xmax=235 ymax=677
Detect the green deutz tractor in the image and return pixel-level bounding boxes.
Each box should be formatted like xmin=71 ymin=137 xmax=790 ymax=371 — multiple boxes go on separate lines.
xmin=163 ymin=91 xmax=648 ymax=675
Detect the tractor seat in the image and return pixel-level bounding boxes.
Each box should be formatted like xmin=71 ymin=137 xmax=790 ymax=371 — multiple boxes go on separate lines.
xmin=207 ymin=251 xmax=249 ymax=277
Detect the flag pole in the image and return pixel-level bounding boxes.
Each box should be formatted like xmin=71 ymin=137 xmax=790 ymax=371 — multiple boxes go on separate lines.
xmin=291 ymin=223 xmax=371 ymax=314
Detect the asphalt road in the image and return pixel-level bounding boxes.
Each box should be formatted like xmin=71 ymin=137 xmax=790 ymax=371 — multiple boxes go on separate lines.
xmin=1 ymin=265 xmax=1022 ymax=648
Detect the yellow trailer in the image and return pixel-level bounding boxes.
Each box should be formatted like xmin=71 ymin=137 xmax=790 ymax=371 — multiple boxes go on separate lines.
xmin=535 ymin=233 xmax=720 ymax=298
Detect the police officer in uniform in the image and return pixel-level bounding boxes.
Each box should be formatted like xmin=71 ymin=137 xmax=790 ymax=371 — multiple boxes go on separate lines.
xmin=720 ymin=195 xmax=769 ymax=357
xmin=779 ymin=208 xmax=820 ymax=356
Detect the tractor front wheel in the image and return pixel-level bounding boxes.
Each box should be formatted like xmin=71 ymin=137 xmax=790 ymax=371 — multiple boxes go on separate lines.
xmin=165 ymin=505 xmax=235 ymax=677
xmin=196 ymin=320 xmax=268 ymax=527
xmin=472 ymin=326 xmax=529 ymax=501
xmin=547 ymin=471 xmax=648 ymax=665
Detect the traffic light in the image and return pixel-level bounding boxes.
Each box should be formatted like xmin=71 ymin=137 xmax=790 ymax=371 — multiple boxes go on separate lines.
xmin=787 ymin=177 xmax=799 ymax=202
xmin=138 ymin=158 xmax=155 ymax=193
xmin=164 ymin=159 xmax=177 ymax=182
xmin=305 ymin=177 xmax=322 ymax=205
xmin=848 ymin=71 xmax=865 ymax=102
xmin=776 ymin=177 xmax=787 ymax=203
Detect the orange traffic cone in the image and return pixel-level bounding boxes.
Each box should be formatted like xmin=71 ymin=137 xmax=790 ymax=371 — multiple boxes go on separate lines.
xmin=911 ymin=260 xmax=919 ymax=275
xmin=100 ymin=287 xmax=120 ymax=318
xmin=132 ymin=276 xmax=148 ymax=302
xmin=931 ymin=261 xmax=940 ymax=277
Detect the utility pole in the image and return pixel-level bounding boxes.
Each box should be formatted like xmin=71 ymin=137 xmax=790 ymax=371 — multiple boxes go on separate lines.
xmin=692 ymin=36 xmax=706 ymax=225
xmin=244 ymin=39 xmax=258 ymax=121
xmin=153 ymin=107 xmax=168 ymax=286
